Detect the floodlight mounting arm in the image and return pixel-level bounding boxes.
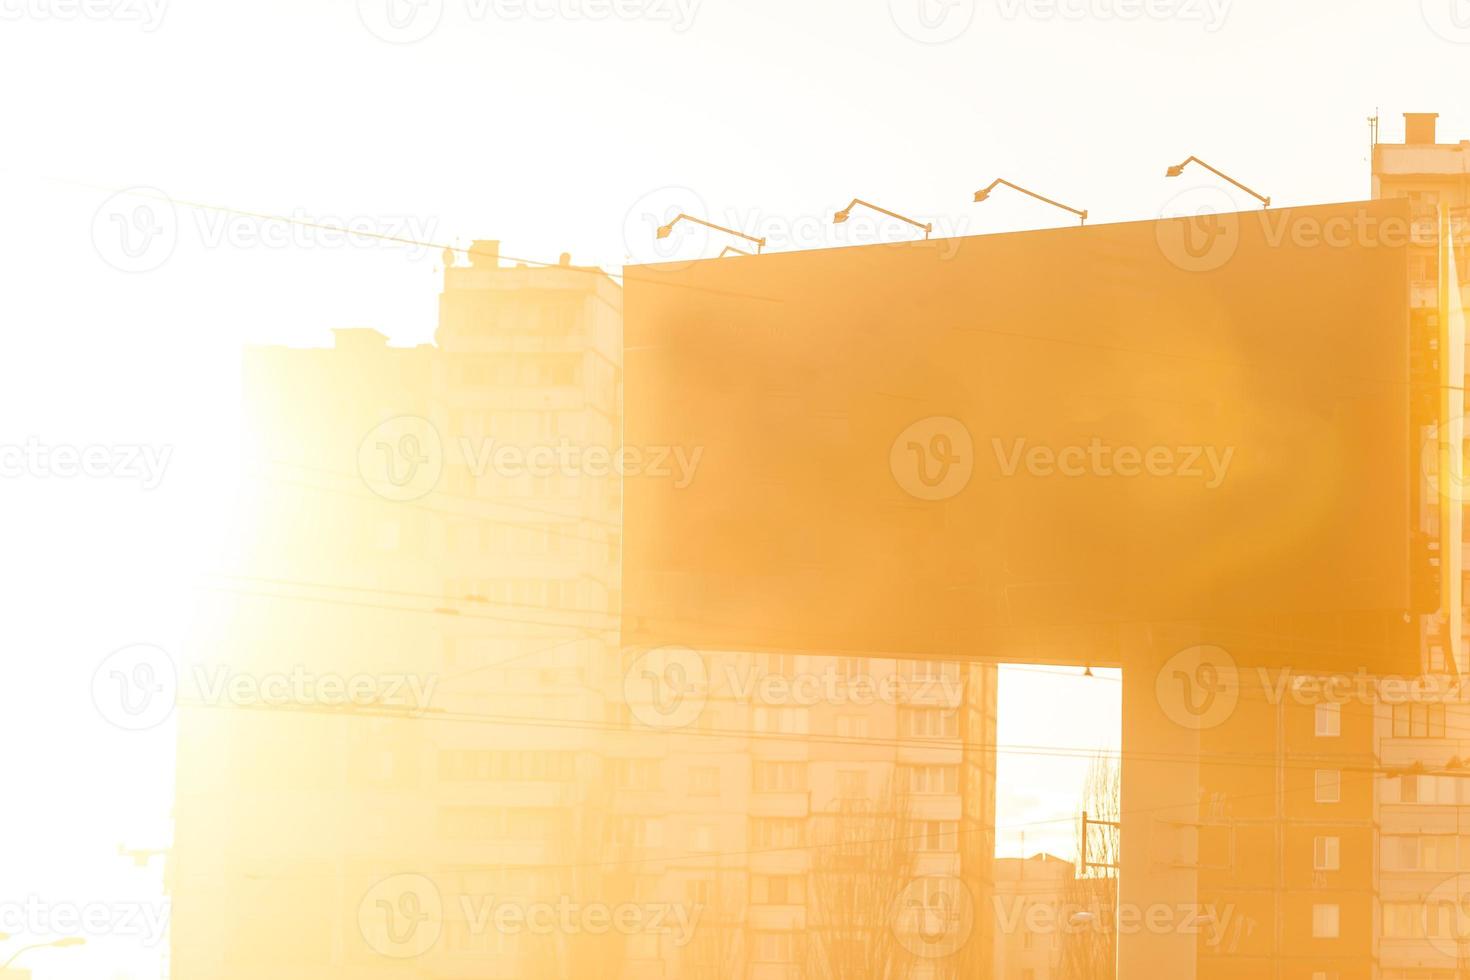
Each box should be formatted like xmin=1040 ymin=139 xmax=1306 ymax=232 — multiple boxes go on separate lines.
xmin=1 ymin=941 xmax=83 ymax=971
xmin=1167 ymin=157 xmax=1271 ymax=208
xmin=657 ymin=214 xmax=766 ymax=252
xmin=834 ymin=198 xmax=933 ymax=239
xmin=0 ymin=945 xmax=49 ymax=972
xmin=973 ymin=178 xmax=1088 ymax=225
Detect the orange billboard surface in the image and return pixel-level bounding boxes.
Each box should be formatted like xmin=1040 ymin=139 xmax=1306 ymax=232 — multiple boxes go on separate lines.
xmin=623 ymin=200 xmax=1415 ymax=671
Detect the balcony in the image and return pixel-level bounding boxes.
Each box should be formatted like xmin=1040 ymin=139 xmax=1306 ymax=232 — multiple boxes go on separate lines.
xmin=906 ymin=795 xmax=963 ymax=823
xmin=895 ymin=741 xmax=964 ymax=766
xmin=748 ymin=848 xmax=810 ymax=878
xmin=747 ymin=904 xmax=806 ymax=933
xmin=1379 ymin=937 xmax=1459 ymax=972
xmin=750 ymin=791 xmax=812 ymax=819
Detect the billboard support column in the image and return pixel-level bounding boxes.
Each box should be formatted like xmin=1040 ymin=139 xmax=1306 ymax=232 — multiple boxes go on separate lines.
xmin=1118 ymin=627 xmax=1205 ymax=980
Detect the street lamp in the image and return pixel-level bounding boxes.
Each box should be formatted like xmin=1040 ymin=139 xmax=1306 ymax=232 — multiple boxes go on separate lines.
xmin=655 ymin=214 xmax=766 ymax=254
xmin=973 ymin=178 xmax=1088 ymax=226
xmin=0 ymin=937 xmax=87 ymax=971
xmin=833 ymin=199 xmax=933 ymax=240
xmin=1165 ymin=156 xmax=1271 ymax=208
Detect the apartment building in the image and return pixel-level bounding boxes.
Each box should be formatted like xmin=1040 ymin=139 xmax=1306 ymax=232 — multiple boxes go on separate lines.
xmin=612 ymin=652 xmax=997 ymax=978
xmin=1195 ymin=671 xmax=1377 ymax=980
xmin=170 ymin=242 xmax=998 ymax=978
xmin=170 ymin=244 xmax=624 ymax=979
xmin=992 ymin=853 xmax=1073 ymax=980
xmin=1372 ymin=112 xmax=1470 ymax=980
xmin=1161 ymin=112 xmax=1470 ymax=980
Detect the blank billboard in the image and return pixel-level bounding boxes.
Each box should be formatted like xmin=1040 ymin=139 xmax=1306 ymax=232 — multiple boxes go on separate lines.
xmin=623 ymin=200 xmax=1415 ymax=672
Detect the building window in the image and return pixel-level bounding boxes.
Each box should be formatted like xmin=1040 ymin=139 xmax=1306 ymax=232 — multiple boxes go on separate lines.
xmin=1384 ymin=899 xmax=1458 ymax=940
xmin=1383 ymin=835 xmax=1415 ymax=870
xmin=1314 ymin=702 xmax=1341 ymax=737
xmin=751 ymin=818 xmax=804 ymax=849
xmin=751 ymin=931 xmax=797 ymax=963
xmin=689 ymin=766 xmax=720 ymax=797
xmin=1393 ymin=702 xmax=1447 ymax=738
xmin=1382 ymin=902 xmax=1423 ymax=938
xmin=687 ymin=878 xmax=712 ymax=906
xmin=1313 ymin=836 xmax=1340 ymax=871
xmin=900 ymin=707 xmax=959 ymax=739
xmin=1382 ymin=834 xmax=1461 ymax=871
xmin=753 ymin=706 xmax=808 ymax=735
xmin=1408 ymin=189 xmax=1442 ymax=219
xmin=1314 ymin=769 xmax=1341 ymax=804
xmin=1423 ymin=835 xmax=1459 ymax=870
xmin=917 ymin=821 xmax=958 ymax=851
xmin=1395 ymin=773 xmax=1466 ymax=804
xmin=612 ymin=758 xmax=661 ymax=792
xmin=1312 ymin=904 xmax=1340 ymax=939
xmin=611 ymin=816 xmax=661 ymax=849
xmin=752 ymin=874 xmax=804 ymax=905
xmin=907 ymin=764 xmax=960 ymax=795
xmin=753 ymin=761 xmax=807 ymax=793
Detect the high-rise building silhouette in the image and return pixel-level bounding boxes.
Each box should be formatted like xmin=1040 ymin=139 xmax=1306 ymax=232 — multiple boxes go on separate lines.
xmin=1371 ymin=111 xmax=1470 ymax=980
xmin=170 ymin=242 xmax=998 ymax=978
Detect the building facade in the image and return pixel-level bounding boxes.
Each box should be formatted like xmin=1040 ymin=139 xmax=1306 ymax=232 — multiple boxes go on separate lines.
xmin=169 ymin=242 xmax=998 ymax=978
xmin=1372 ymin=111 xmax=1470 ymax=980
xmin=1170 ymin=111 xmax=1470 ymax=980
xmin=992 ymin=853 xmax=1072 ymax=980
xmin=1196 ymin=673 xmax=1377 ymax=980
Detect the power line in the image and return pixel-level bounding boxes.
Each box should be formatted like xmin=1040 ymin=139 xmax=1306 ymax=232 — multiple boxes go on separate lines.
xmin=172 ymin=752 xmax=1367 ymax=882
xmin=204 ymin=574 xmax=1470 ymax=741
xmin=207 ymin=583 xmax=615 ymax=636
xmin=258 ymin=458 xmax=625 ymax=533
xmin=175 ymin=694 xmax=1443 ymax=780
xmin=211 ymin=572 xmax=617 ymax=630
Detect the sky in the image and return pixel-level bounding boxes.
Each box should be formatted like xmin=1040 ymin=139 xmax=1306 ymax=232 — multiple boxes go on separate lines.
xmin=0 ymin=0 xmax=1463 ymax=975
